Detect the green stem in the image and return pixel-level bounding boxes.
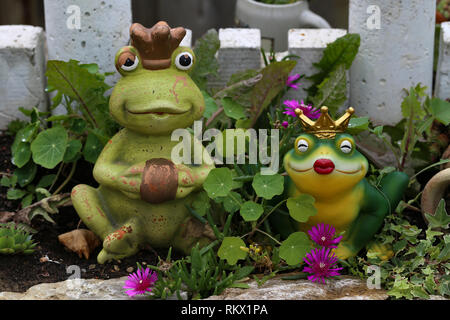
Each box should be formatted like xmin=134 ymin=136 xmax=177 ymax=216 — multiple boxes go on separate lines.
xmin=256 ymin=199 xmax=287 ymax=229
xmin=255 ymin=228 xmax=282 ymax=245
xmin=49 ymin=162 xmax=64 ymax=193
xmin=53 ymin=161 xmax=77 ymax=195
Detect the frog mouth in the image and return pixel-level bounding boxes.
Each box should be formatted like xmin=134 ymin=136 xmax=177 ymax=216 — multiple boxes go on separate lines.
xmin=126 ymin=108 xmax=189 ymax=116
xmin=289 ymin=160 xmax=361 ymax=175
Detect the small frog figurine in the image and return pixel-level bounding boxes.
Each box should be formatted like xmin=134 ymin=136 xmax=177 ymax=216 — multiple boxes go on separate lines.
xmin=71 ymin=22 xmax=215 ymax=264
xmin=272 ymin=106 xmax=409 ymax=259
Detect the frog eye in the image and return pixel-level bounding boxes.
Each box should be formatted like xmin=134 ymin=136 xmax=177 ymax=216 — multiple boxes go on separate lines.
xmin=297 ymin=139 xmax=309 ymax=152
xmin=117 ymin=51 xmax=139 ymax=72
xmin=340 ymin=140 xmax=353 ymax=154
xmin=175 ymin=52 xmax=193 ymax=70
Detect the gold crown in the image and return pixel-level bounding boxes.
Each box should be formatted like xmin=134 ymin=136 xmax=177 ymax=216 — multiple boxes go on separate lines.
xmin=295 ymin=106 xmax=354 ymax=139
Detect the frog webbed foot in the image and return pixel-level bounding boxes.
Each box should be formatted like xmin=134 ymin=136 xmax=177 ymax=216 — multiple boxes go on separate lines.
xmin=98 ymin=221 xmax=140 ymax=264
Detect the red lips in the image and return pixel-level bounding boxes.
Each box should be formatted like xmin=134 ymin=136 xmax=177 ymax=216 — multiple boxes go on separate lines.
xmin=313 ymin=159 xmax=335 ymax=174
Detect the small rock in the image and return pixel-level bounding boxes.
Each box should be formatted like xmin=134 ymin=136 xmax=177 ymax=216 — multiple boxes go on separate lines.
xmin=113 ymin=265 xmax=120 ymax=272
xmin=126 ymin=267 xmax=134 ymax=273
xmin=142 ymin=262 xmax=147 ymax=265
xmin=88 ymin=264 xmax=96 ymax=270
xmin=39 ymin=256 xmax=49 ymax=263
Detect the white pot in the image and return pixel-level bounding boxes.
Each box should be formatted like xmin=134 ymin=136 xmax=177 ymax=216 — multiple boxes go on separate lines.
xmin=235 ymin=0 xmax=330 ymax=52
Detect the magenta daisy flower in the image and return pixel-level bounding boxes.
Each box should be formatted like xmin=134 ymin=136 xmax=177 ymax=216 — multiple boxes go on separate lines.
xmin=302 ymin=247 xmax=343 ymax=284
xmin=281 ymin=121 xmax=289 ymax=128
xmin=308 ymin=223 xmax=343 ymax=248
xmin=123 ymin=267 xmax=158 ymax=297
xmin=286 ymin=73 xmax=301 ymax=90
xmin=282 ymin=100 xmax=321 ymax=120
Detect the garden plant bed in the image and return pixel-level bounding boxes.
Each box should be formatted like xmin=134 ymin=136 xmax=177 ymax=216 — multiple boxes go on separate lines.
xmin=0 ymin=131 xmax=174 ymax=293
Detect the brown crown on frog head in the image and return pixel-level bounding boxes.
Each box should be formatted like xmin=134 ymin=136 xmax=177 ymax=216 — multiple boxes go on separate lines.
xmin=129 ymin=21 xmax=186 ymax=70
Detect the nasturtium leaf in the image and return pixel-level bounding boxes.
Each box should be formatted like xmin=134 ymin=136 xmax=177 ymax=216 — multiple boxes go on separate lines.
xmin=279 ymin=232 xmax=311 ymax=266
xmin=14 ymin=161 xmax=37 ymax=187
xmin=203 ymin=167 xmax=233 ymax=198
xmin=201 ymin=90 xmax=218 ymax=119
xmin=7 ymin=188 xmax=27 ymax=200
xmin=217 ymin=237 xmax=247 ymax=265
xmin=239 ymin=201 xmax=264 ymax=222
xmin=69 ymin=118 xmax=87 ymax=134
xmin=425 ymin=199 xmax=450 ymax=229
xmin=11 ymin=142 xmax=31 ymax=168
xmin=221 ymin=97 xmax=246 ymax=120
xmin=30 ymin=126 xmax=68 ymax=169
xmin=215 ymin=191 xmax=242 ymax=213
xmin=251 ymin=173 xmax=284 ymax=200
xmin=347 ymin=117 xmax=370 ymax=135
xmin=191 ymin=190 xmax=211 ymax=216
xmin=64 ymin=140 xmax=82 ymax=163
xmin=36 ymin=174 xmax=57 ymax=189
xmin=287 ymin=194 xmax=317 ymax=222
xmin=83 ymin=133 xmax=103 ymax=163
xmin=431 ymin=98 xmax=450 ymax=125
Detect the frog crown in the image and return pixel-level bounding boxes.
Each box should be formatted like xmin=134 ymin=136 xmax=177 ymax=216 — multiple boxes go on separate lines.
xmin=295 ymin=106 xmax=355 ymax=139
xmin=129 ymin=21 xmax=186 ymax=70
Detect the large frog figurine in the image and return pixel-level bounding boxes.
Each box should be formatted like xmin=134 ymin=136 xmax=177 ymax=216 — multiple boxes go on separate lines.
xmin=71 ymin=22 xmax=215 ymax=264
xmin=272 ymin=106 xmax=409 ymax=259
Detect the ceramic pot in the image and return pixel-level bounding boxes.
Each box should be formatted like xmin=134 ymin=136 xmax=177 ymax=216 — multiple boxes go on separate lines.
xmin=235 ymin=0 xmax=330 ymax=51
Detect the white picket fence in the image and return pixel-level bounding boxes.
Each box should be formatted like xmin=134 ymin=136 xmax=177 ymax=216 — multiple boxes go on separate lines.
xmin=0 ymin=0 xmax=443 ymax=130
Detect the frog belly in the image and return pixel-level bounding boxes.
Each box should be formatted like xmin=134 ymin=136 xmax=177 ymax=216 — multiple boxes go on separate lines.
xmin=97 ymin=186 xmax=193 ymax=247
xmin=293 ymin=187 xmax=364 ymax=234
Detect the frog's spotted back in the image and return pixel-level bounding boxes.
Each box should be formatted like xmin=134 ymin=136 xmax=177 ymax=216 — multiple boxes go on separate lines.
xmin=129 ymin=21 xmax=186 ymax=70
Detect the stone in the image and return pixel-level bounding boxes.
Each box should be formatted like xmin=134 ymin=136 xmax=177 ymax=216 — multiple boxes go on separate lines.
xmin=43 ymin=0 xmax=132 ymax=87
xmin=0 ymin=25 xmax=47 ymax=130
xmin=435 ymin=22 xmax=450 ymax=99
xmin=0 ymin=276 xmax=134 ymax=300
xmin=209 ymin=28 xmax=261 ymax=89
xmin=286 ymin=28 xmax=348 ymax=103
xmin=349 ymin=0 xmax=435 ymax=125
xmin=206 ymin=274 xmax=388 ymax=300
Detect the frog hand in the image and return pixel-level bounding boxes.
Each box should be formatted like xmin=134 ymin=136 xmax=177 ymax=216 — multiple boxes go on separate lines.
xmin=118 ymin=163 xmax=145 ymax=199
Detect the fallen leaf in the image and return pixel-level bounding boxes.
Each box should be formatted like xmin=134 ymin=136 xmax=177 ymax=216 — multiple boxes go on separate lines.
xmin=58 ymin=229 xmax=100 ymax=259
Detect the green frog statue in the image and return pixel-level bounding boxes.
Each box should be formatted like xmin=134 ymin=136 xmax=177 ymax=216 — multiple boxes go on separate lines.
xmin=71 ymin=22 xmax=215 ymax=264
xmin=272 ymin=106 xmax=409 ymax=259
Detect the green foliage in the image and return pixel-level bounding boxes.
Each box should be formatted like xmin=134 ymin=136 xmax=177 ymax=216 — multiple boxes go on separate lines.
xmin=287 ymin=194 xmax=317 ymax=223
xmin=0 ymin=222 xmax=37 ymax=255
xmin=279 ymin=232 xmax=311 ymax=266
xmin=217 ymin=237 xmax=248 ymax=265
xmin=306 ymin=33 xmax=361 ymax=115
xmin=6 ymin=60 xmax=118 ymax=210
xmin=344 ymin=207 xmax=450 ymax=299
xmin=149 ymin=245 xmax=254 ymax=300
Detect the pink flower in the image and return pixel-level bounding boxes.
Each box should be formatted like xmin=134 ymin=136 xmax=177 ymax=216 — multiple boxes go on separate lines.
xmin=282 ymin=100 xmax=321 ymax=120
xmin=286 ymin=73 xmax=301 ymax=90
xmin=281 ymin=121 xmax=289 ymax=128
xmin=123 ymin=267 xmax=158 ymax=297
xmin=302 ymin=247 xmax=343 ymax=284
xmin=308 ymin=223 xmax=343 ymax=248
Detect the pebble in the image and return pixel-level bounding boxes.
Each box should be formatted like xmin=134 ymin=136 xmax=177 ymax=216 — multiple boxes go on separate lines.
xmin=126 ymin=267 xmax=134 ymax=273
xmin=88 ymin=264 xmax=96 ymax=270
xmin=113 ymin=265 xmax=120 ymax=272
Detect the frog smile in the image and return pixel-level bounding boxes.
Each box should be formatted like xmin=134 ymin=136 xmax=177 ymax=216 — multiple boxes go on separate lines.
xmin=289 ymin=159 xmax=362 ymax=175
xmin=126 ymin=107 xmax=190 ymax=115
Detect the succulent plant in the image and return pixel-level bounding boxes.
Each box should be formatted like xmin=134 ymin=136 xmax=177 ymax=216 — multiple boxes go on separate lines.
xmin=0 ymin=223 xmax=37 ymax=255
xmin=437 ymin=0 xmax=450 ymax=20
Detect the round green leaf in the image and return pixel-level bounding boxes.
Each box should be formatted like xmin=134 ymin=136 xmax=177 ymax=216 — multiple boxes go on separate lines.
xmin=240 ymin=201 xmax=264 ymax=222
xmin=203 ymin=167 xmax=233 ymax=198
xmin=64 ymin=139 xmax=82 ymax=163
xmin=83 ymin=133 xmax=103 ymax=163
xmin=11 ymin=142 xmax=31 ymax=168
xmin=7 ymin=188 xmax=27 ymax=200
xmin=221 ymin=97 xmax=246 ymax=120
xmin=252 ymin=173 xmax=284 ymax=200
xmin=279 ymin=232 xmax=311 ymax=266
xmin=215 ymin=191 xmax=242 ymax=213
xmin=191 ymin=190 xmax=211 ymax=216
xmin=14 ymin=161 xmax=37 ymax=187
xmin=287 ymin=194 xmax=317 ymax=222
xmin=30 ymin=126 xmax=68 ymax=169
xmin=217 ymin=237 xmax=248 ymax=265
